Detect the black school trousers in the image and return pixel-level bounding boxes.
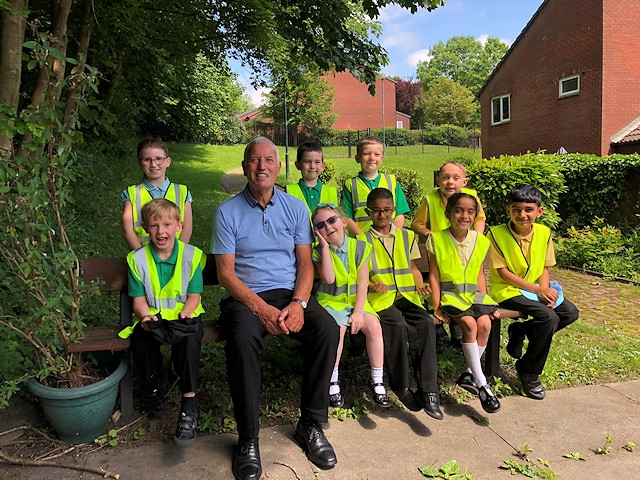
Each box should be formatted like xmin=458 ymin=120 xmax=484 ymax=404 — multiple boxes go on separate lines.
xmin=499 ymin=295 xmax=579 ymax=375
xmin=130 ymin=317 xmax=204 ymax=395
xmin=377 ymin=297 xmax=439 ymax=394
xmin=220 ymin=289 xmax=339 ymax=440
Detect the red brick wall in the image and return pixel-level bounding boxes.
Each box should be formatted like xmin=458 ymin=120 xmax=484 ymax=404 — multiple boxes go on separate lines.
xmin=480 ymin=0 xmax=605 ymax=158
xmin=328 ymin=71 xmax=399 ymax=130
xmin=602 ymin=0 xmax=640 ymax=154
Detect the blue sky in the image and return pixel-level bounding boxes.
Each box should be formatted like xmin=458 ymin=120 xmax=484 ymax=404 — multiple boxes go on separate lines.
xmin=235 ymin=0 xmax=545 ymax=105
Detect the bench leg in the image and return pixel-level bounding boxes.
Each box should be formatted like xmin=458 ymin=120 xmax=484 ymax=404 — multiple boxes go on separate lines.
xmin=484 ymin=317 xmax=501 ymax=381
xmin=119 ymin=353 xmax=134 ymax=423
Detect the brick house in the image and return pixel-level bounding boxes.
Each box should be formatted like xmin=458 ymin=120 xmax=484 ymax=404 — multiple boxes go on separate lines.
xmin=240 ymin=70 xmax=410 ymax=133
xmin=478 ymin=0 xmax=640 ymax=158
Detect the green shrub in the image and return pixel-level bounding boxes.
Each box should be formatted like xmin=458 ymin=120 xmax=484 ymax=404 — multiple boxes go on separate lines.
xmin=319 ymin=160 xmax=337 ymax=184
xmin=466 ymin=152 xmax=566 ymax=229
xmin=425 ymin=124 xmax=469 ymax=147
xmin=555 ymin=218 xmax=640 ymax=281
xmin=559 ymin=153 xmax=640 ymax=228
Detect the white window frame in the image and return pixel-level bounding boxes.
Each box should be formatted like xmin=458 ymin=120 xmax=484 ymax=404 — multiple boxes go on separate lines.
xmin=491 ymin=94 xmax=510 ymax=125
xmin=559 ymin=74 xmax=580 ymax=98
xmin=396 ymin=121 xmax=403 ymax=128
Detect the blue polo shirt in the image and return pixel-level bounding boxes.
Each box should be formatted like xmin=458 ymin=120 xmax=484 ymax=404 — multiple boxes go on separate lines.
xmin=212 ymin=186 xmax=313 ymax=293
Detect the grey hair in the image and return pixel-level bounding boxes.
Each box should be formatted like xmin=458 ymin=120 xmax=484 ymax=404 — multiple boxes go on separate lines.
xmin=243 ymin=137 xmax=279 ymax=164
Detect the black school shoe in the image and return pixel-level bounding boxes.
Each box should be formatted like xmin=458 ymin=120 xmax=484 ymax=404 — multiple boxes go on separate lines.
xmin=174 ymin=411 xmax=197 ymax=447
xmin=478 ymin=386 xmax=501 ymax=413
xmin=294 ymin=420 xmax=337 ymax=470
xmin=394 ymin=388 xmax=423 ymax=412
xmin=329 ymin=381 xmax=344 ymax=408
xmin=456 ymin=372 xmax=480 ymax=396
xmin=233 ymin=438 xmax=262 ymax=480
xmin=417 ymin=392 xmax=444 ymax=420
xmin=367 ymin=379 xmax=391 ymax=408
xmin=518 ymin=372 xmax=546 ymax=400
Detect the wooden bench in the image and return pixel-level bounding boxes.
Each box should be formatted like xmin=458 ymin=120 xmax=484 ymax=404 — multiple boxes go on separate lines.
xmin=74 ymin=255 xmax=223 ymax=422
xmin=415 ymin=243 xmax=523 ymax=380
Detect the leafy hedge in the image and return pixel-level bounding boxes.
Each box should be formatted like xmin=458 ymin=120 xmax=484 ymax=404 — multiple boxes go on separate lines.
xmin=466 ymin=153 xmax=566 ymax=229
xmin=559 ymin=153 xmax=640 ymax=228
xmin=321 ymin=125 xmax=471 ymax=147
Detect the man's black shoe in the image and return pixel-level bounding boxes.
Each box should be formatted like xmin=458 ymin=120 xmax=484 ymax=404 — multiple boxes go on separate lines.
xmin=456 ymin=372 xmax=480 ymax=396
xmin=419 ymin=392 xmax=444 ymax=420
xmin=233 ymin=438 xmax=262 ymax=480
xmin=394 ymin=388 xmax=422 ymax=412
xmin=145 ymin=389 xmax=165 ymax=416
xmin=294 ymin=420 xmax=337 ymax=470
xmin=478 ymin=386 xmax=501 ymax=413
xmin=174 ymin=412 xmax=197 ymax=448
xmin=367 ymin=379 xmax=391 ymax=408
xmin=507 ymin=322 xmax=525 ymax=360
xmin=518 ymin=373 xmax=546 ymax=400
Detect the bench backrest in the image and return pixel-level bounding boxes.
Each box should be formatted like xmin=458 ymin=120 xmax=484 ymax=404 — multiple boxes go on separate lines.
xmin=81 ymin=254 xmax=220 ymax=327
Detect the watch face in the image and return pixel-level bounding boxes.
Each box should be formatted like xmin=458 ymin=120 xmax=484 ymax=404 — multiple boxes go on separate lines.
xmin=295 ymin=299 xmax=307 ymax=309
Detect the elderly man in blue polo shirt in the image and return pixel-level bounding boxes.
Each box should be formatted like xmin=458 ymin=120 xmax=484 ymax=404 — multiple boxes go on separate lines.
xmin=212 ymin=137 xmax=340 ymax=480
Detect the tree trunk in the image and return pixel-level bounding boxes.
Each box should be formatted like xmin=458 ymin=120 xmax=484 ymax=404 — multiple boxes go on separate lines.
xmin=17 ymin=0 xmax=72 ymax=157
xmin=0 ymin=0 xmax=28 ymax=158
xmin=62 ymin=0 xmax=94 ymax=145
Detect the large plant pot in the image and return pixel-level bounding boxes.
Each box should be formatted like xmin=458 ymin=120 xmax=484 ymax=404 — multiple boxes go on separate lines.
xmin=27 ymin=355 xmax=128 ymax=444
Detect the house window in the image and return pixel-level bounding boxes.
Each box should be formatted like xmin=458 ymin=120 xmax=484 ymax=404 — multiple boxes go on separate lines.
xmin=559 ymin=74 xmax=580 ymax=97
xmin=491 ymin=94 xmax=510 ymax=125
xmin=396 ymin=121 xmax=403 ymax=128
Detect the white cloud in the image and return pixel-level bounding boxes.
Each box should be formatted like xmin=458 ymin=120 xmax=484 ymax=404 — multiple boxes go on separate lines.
xmin=406 ymin=49 xmax=432 ymax=68
xmin=247 ymin=86 xmax=269 ymax=107
xmin=477 ymin=33 xmax=513 ymax=47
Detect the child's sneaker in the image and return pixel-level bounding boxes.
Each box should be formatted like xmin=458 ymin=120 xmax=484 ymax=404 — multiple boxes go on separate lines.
xmin=174 ymin=412 xmax=197 ymax=447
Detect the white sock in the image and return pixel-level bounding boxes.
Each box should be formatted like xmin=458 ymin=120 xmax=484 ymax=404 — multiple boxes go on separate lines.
xmin=478 ymin=344 xmax=486 ymax=360
xmin=461 ymin=342 xmax=488 ymax=388
xmin=371 ymin=367 xmax=386 ymax=394
xmin=329 ymin=368 xmax=340 ymax=395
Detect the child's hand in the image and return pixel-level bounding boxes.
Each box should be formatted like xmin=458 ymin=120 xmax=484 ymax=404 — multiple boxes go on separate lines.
xmin=417 ymin=283 xmax=431 ymax=296
xmin=349 ymin=312 xmax=364 ymax=334
xmin=491 ymin=309 xmax=501 ymax=320
xmin=434 ymin=308 xmax=449 ymax=324
xmin=314 ymin=228 xmax=329 ymax=248
xmin=370 ymin=282 xmax=388 ymax=293
xmin=141 ymin=314 xmax=159 ymax=331
xmin=537 ymin=286 xmax=559 ymax=307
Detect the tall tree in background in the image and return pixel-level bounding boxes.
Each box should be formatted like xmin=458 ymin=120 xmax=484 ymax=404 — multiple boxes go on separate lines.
xmin=413 ymin=77 xmax=476 ymax=126
xmin=394 ymin=77 xmax=423 ymax=116
xmin=416 ymin=35 xmax=508 ymax=96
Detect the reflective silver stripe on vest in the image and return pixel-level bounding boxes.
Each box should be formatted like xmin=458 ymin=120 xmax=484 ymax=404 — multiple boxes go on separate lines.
xmin=440 ymin=281 xmax=480 ymax=294
xmin=133 ymin=184 xmax=144 ymax=229
xmin=134 ymin=243 xmax=195 ymax=311
xmin=351 ymin=174 xmax=393 ymax=210
xmin=317 ymin=240 xmax=367 ymax=297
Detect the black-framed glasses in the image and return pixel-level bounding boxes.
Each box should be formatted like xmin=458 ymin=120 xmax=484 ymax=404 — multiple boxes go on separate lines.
xmin=314 ymin=215 xmax=340 ymax=230
xmin=367 ymin=207 xmax=395 ymax=216
xmin=140 ymin=156 xmax=167 ymax=165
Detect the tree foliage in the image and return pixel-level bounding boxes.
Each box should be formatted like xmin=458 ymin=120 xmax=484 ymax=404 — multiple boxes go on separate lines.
xmin=394 ymin=77 xmax=423 ymax=115
xmin=414 ymin=77 xmax=476 ymax=126
xmin=416 ymin=35 xmax=508 ymax=95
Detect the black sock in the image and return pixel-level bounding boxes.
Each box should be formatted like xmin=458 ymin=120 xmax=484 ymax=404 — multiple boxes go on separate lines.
xmin=181 ymin=396 xmax=196 ymax=416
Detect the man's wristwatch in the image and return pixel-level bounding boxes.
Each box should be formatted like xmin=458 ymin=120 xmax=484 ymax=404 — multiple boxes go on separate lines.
xmin=292 ymin=298 xmax=308 ymax=309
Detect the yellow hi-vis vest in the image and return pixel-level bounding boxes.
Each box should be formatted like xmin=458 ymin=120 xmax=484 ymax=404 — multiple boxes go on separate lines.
xmin=128 ymin=183 xmax=188 ymax=245
xmin=285 ymin=183 xmax=338 ymax=217
xmin=488 ymin=223 xmax=551 ymax=303
xmin=119 ymin=241 xmax=205 ymax=339
xmin=345 ymin=173 xmax=397 ymax=230
xmin=315 ymin=237 xmax=377 ymax=315
xmin=430 ymin=230 xmax=497 ymax=311
xmin=425 ymin=187 xmax=479 ymax=232
xmin=361 ymin=227 xmax=423 ymax=311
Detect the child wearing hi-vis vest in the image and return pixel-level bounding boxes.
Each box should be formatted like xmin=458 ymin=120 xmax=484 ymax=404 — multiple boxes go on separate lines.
xmin=312 ymin=203 xmax=390 ymax=409
xmin=342 ymin=136 xmax=411 ymax=235
xmin=360 ymin=188 xmax=443 ymax=420
xmin=122 ymin=137 xmax=193 ymax=251
xmin=427 ymin=193 xmax=501 ymax=414
xmin=488 ymin=184 xmax=578 ymax=401
xmin=121 ymin=199 xmax=205 ymax=448
xmin=285 ymin=142 xmax=338 ymax=216
xmin=412 ymin=160 xmax=487 ymax=353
